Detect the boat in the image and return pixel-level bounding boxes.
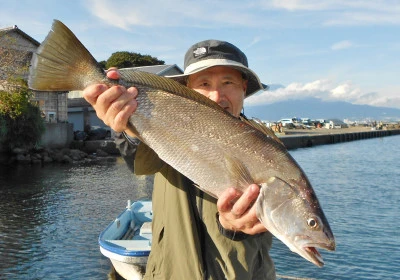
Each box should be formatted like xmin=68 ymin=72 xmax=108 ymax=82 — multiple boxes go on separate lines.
xmin=99 ymin=200 xmax=314 ymax=280
xmin=99 ymin=200 xmax=152 ymax=280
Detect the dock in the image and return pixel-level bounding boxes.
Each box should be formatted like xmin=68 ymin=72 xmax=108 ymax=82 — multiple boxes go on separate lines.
xmin=279 ymin=127 xmax=400 ymax=150
xmin=71 ymin=126 xmax=400 ymax=155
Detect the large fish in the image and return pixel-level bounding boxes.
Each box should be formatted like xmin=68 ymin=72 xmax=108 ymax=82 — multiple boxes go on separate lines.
xmin=28 ymin=20 xmax=335 ymax=266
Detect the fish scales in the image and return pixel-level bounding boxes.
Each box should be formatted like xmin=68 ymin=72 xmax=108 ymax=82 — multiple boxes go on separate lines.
xmin=28 ymin=20 xmax=335 ymax=267
xmin=129 ymin=85 xmax=295 ymax=197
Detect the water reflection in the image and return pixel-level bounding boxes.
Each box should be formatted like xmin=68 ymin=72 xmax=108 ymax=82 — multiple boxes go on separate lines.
xmin=0 ymin=159 xmax=153 ymax=279
xmin=1 ymin=136 xmax=399 ymax=279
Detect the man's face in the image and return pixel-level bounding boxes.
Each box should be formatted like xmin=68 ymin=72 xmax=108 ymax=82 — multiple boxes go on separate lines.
xmin=187 ymin=66 xmax=247 ymax=117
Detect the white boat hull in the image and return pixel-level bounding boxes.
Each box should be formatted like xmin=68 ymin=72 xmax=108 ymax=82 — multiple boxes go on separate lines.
xmin=99 ymin=200 xmax=152 ymax=280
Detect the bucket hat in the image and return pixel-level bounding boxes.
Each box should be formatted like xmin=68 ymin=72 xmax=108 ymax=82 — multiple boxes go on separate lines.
xmin=167 ymin=39 xmax=268 ymax=98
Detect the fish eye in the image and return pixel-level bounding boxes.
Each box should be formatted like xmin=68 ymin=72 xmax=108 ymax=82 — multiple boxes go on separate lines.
xmin=307 ymin=218 xmax=318 ymax=228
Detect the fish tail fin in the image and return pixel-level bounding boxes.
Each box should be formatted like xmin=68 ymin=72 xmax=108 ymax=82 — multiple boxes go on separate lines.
xmin=28 ymin=20 xmax=106 ymax=91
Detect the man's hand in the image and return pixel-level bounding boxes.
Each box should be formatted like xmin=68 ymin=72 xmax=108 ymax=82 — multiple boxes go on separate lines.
xmin=217 ymin=184 xmax=267 ymax=235
xmin=82 ymin=69 xmax=138 ymax=135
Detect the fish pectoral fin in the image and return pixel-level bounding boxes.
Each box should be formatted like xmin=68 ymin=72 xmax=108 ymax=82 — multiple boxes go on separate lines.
xmin=224 ymin=154 xmax=254 ymax=188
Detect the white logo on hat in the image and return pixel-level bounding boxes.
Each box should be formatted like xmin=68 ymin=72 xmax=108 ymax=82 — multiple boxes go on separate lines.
xmin=193 ymin=47 xmax=207 ymax=57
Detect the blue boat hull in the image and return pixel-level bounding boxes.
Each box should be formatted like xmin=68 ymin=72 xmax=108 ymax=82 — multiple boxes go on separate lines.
xmin=99 ymin=200 xmax=152 ymax=280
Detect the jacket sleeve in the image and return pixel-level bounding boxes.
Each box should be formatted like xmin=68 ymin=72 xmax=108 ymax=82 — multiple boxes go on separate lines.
xmin=114 ymin=131 xmax=140 ymax=173
xmin=114 ymin=131 xmax=165 ymax=175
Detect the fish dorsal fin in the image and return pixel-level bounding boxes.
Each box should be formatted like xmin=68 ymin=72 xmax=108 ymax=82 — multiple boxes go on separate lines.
xmin=119 ymin=69 xmax=231 ymax=116
xmin=241 ymin=117 xmax=285 ymax=147
xmin=225 ymin=154 xmax=254 ymax=188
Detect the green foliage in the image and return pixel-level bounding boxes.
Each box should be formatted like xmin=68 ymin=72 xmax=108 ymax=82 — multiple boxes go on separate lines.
xmin=0 ymin=33 xmax=45 ymax=151
xmin=0 ymin=103 xmax=45 ymax=151
xmin=98 ymin=60 xmax=107 ymax=69
xmin=0 ymin=80 xmax=32 ymax=119
xmin=105 ymin=51 xmax=165 ymax=69
xmin=0 ymin=83 xmax=45 ymax=151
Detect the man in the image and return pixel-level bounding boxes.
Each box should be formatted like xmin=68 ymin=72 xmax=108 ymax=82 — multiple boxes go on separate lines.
xmin=84 ymin=40 xmax=276 ymax=279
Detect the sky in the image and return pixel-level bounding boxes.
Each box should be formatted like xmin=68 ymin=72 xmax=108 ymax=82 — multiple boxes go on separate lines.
xmin=1 ymin=0 xmax=399 ymax=109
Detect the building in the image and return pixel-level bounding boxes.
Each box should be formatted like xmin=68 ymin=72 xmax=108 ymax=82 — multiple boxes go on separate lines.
xmin=1 ymin=24 xmax=184 ymax=144
xmin=0 ymin=25 xmax=68 ymax=123
xmin=67 ymin=64 xmax=183 ymax=132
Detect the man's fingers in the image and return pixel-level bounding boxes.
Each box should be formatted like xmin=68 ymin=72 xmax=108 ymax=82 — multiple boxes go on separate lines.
xmin=106 ymin=68 xmax=120 ymax=80
xmin=83 ymin=84 xmax=108 ymax=106
xmin=111 ymin=98 xmax=138 ymax=132
xmin=230 ymin=184 xmax=260 ymax=217
xmin=98 ymin=86 xmax=138 ymax=132
xmin=216 ymin=184 xmax=268 ymax=235
xmin=246 ymin=222 xmax=268 ymax=235
xmin=217 ymin=188 xmax=242 ymax=212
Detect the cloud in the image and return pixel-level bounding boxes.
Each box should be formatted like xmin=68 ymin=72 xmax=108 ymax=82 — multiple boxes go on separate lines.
xmin=331 ymin=40 xmax=353 ymax=50
xmin=263 ymin=0 xmax=400 ymax=26
xmin=81 ymin=0 xmax=400 ymax=34
xmin=268 ymin=0 xmax=400 ymax=12
xmin=324 ymin=11 xmax=400 ymax=26
xmin=247 ymin=36 xmax=262 ymax=48
xmin=85 ymin=0 xmax=264 ymax=30
xmin=245 ymin=79 xmax=400 ymax=108
xmin=269 ymin=0 xmax=335 ymax=11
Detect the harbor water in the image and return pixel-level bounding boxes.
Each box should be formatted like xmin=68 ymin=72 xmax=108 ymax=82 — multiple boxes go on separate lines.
xmin=1 ymin=135 xmax=399 ymax=279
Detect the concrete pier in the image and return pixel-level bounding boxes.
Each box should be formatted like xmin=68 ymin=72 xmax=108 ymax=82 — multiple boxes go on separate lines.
xmin=70 ymin=127 xmax=400 ymax=155
xmin=280 ymin=128 xmax=400 ymax=150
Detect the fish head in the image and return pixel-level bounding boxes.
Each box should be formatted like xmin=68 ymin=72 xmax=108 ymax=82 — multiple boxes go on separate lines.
xmin=256 ymin=176 xmax=335 ymax=267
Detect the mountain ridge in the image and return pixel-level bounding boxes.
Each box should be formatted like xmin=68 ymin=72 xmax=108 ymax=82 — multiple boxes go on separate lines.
xmin=244 ymin=97 xmax=400 ymax=122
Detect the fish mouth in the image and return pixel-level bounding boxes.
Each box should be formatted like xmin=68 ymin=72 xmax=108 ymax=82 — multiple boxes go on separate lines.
xmin=302 ymin=241 xmax=336 ymax=267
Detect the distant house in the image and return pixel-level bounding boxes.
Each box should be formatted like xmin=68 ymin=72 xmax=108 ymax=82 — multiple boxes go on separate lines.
xmin=1 ymin=24 xmax=184 ymax=140
xmin=67 ymin=64 xmax=183 ymax=132
xmin=0 ymin=25 xmax=68 ymax=123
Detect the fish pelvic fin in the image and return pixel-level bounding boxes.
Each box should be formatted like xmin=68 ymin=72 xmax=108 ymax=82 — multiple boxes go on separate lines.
xmin=28 ymin=20 xmax=107 ymax=91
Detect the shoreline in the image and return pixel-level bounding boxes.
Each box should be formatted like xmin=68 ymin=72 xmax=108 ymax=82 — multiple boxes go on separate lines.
xmin=2 ymin=127 xmax=399 ymax=165
xmin=279 ymin=127 xmax=400 ymax=149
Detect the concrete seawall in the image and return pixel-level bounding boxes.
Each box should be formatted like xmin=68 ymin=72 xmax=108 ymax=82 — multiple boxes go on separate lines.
xmin=280 ymin=128 xmax=400 ymax=150
xmin=74 ymin=128 xmax=400 ymax=155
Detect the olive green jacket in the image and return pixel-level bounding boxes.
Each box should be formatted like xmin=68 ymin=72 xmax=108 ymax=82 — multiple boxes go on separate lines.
xmin=118 ymin=135 xmax=276 ymax=280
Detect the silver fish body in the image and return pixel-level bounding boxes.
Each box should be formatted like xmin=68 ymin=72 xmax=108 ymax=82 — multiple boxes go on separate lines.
xmin=28 ymin=20 xmax=335 ymax=267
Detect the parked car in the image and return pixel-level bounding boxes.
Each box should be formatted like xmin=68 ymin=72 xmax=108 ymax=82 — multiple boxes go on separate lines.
xmin=326 ymin=119 xmax=349 ymax=129
xmin=278 ymin=118 xmax=295 ymax=128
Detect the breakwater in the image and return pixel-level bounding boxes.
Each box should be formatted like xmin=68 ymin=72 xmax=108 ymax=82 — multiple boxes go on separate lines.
xmin=3 ymin=128 xmax=399 ymax=165
xmin=280 ymin=128 xmax=400 ymax=150
xmin=73 ymin=128 xmax=400 ymax=154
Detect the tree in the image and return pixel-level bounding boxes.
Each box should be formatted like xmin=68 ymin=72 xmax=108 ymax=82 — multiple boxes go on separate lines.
xmin=0 ymin=31 xmax=45 ymax=151
xmin=105 ymin=51 xmax=165 ymax=69
xmin=99 ymin=60 xmax=107 ymax=69
xmin=0 ymin=86 xmax=45 ymax=151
